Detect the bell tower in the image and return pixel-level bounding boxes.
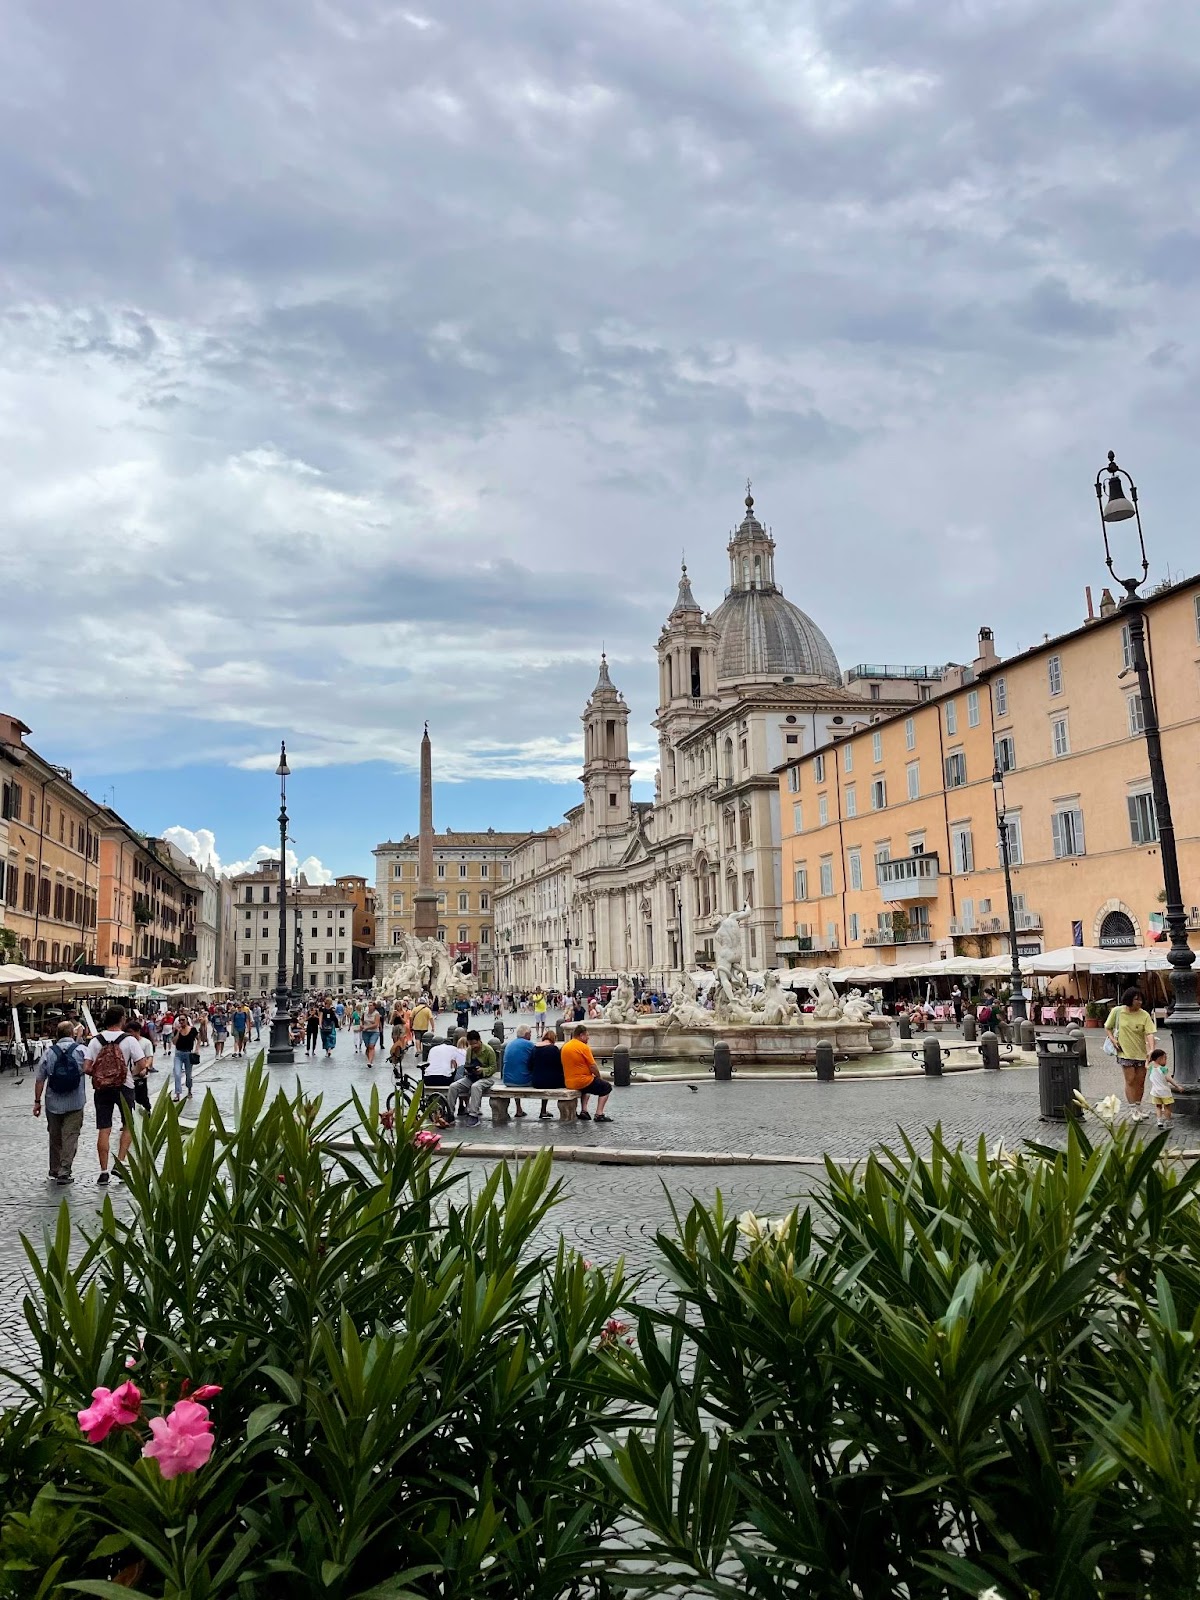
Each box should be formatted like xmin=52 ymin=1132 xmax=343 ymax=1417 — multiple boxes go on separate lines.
xmin=653 ymin=562 xmax=720 ymax=797
xmin=727 ymin=485 xmax=777 ymax=593
xmin=582 ymin=654 xmax=633 ymax=837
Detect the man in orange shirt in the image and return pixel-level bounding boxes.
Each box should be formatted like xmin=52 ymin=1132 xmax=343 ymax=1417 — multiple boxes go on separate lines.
xmin=559 ymin=1025 xmax=613 ymax=1122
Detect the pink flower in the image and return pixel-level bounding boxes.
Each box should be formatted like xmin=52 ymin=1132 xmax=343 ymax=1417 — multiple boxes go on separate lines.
xmin=142 ymin=1399 xmax=214 ymax=1480
xmin=78 ymin=1381 xmax=143 ymax=1443
xmin=125 ymin=1356 xmax=137 ymax=1370
xmin=414 ymin=1130 xmax=441 ymax=1150
xmin=191 ymin=1384 xmax=222 ymax=1401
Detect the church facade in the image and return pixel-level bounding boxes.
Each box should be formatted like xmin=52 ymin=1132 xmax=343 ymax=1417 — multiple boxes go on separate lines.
xmin=493 ymin=492 xmax=910 ymax=991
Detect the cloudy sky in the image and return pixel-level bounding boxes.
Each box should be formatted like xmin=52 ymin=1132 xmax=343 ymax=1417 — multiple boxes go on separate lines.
xmin=3 ymin=0 xmax=1198 ymax=879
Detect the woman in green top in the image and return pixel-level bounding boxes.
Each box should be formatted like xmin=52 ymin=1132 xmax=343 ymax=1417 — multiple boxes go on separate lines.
xmin=1105 ymin=987 xmax=1156 ymax=1121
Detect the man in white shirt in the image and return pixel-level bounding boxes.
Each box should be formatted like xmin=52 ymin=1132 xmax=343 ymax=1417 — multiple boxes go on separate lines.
xmin=83 ymin=1005 xmax=147 ymax=1184
xmin=425 ymin=1036 xmax=467 ymax=1088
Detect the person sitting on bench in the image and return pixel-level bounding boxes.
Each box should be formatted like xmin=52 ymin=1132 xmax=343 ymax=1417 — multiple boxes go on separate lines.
xmin=501 ymin=1025 xmax=535 ymax=1118
xmin=560 ymin=1025 xmax=614 ymax=1123
xmin=529 ymin=1029 xmax=565 ymax=1120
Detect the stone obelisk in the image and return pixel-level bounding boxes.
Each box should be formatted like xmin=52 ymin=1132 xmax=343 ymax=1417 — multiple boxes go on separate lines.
xmin=413 ymin=721 xmax=439 ymax=940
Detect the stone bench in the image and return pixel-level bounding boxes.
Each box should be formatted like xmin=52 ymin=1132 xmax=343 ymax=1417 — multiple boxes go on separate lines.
xmin=488 ymin=1087 xmax=580 ymax=1126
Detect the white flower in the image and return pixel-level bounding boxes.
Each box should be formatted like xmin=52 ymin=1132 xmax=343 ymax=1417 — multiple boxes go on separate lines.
xmin=977 ymin=1588 xmax=1005 ymax=1600
xmin=737 ymin=1210 xmax=766 ymax=1243
xmin=1095 ymin=1093 xmax=1123 ymax=1126
xmin=1072 ymin=1090 xmax=1093 ymax=1115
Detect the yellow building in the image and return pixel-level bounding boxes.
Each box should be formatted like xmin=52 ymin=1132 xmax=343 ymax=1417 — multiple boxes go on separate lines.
xmin=778 ymin=580 xmax=1200 ymax=970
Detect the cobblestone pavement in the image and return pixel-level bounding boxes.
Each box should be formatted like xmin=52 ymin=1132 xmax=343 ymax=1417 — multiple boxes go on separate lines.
xmin=0 ymin=1014 xmax=1185 ymax=1392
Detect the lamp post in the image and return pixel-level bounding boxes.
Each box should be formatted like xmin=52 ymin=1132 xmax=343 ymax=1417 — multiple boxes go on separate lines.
xmin=564 ymin=931 xmax=573 ymax=995
xmin=991 ymin=762 xmax=1027 ymax=1022
xmin=1095 ymin=450 xmax=1200 ymax=1103
xmin=291 ymin=867 xmax=304 ymax=1000
xmin=266 ymin=742 xmax=295 ymax=1063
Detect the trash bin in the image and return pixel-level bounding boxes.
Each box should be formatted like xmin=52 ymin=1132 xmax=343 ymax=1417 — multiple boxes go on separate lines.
xmin=1037 ymin=1029 xmax=1085 ymax=1120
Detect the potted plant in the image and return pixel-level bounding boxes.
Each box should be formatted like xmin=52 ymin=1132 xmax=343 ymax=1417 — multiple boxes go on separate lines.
xmin=1085 ymin=1000 xmax=1106 ymax=1029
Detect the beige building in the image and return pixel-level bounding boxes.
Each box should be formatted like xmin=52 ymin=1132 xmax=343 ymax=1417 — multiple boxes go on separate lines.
xmin=494 ymin=490 xmax=914 ymax=988
xmin=231 ymin=863 xmax=357 ymax=994
xmin=1 ymin=714 xmax=103 ymax=971
xmin=373 ymin=830 xmax=529 ymax=986
xmin=776 ymin=578 xmax=1200 ymax=970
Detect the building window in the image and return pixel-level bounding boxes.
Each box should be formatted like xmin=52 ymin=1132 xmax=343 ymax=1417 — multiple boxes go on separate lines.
xmin=813 ymin=753 xmax=825 ymax=783
xmin=874 ymin=846 xmax=891 ymax=886
xmin=818 ymin=794 xmax=828 ymax=827
xmin=724 ymin=809 xmax=736 ymax=848
xmin=261 ymin=952 xmax=269 ymax=965
xmin=1195 ymin=594 xmax=1200 ymax=642
xmin=945 ymin=701 xmax=957 ymax=736
xmin=967 ymin=689 xmax=980 ymax=727
xmin=1052 ymin=717 xmax=1070 ymax=758
xmin=480 ymin=893 xmax=489 ymax=911
xmin=944 ymin=751 xmax=967 ymax=788
xmin=794 ymin=866 xmax=808 ymax=901
xmin=262 ymin=886 xmax=271 ymax=903
xmin=994 ymin=677 xmax=1008 ymax=717
xmin=739 ymin=807 xmax=752 ymax=846
xmin=792 ymin=803 xmax=803 ymax=833
xmin=870 ymin=778 xmax=886 ymax=811
xmin=459 ymin=863 xmax=468 ymax=878
xmin=481 ymin=863 xmax=489 ymax=878
xmin=872 ymin=731 xmax=883 ymax=764
xmin=393 ymin=863 xmax=402 ymax=877
xmin=1051 ymin=808 xmax=1085 ymax=858
xmin=951 ymin=825 xmax=974 ymax=875
xmin=1127 ymin=694 xmax=1146 ymax=735
xmin=458 ymin=927 xmax=468 ymax=943
xmin=845 ymin=785 xmax=857 ymax=818
xmin=788 ymin=766 xmax=800 ymax=793
xmin=609 ymin=793 xmax=617 ymax=807
xmin=995 ymin=735 xmax=1016 ymax=773
xmin=848 ymin=848 xmax=862 ymax=891
xmin=392 ymin=930 xmax=406 ymax=945
xmin=843 ymin=744 xmax=853 ymax=773
xmin=458 ymin=893 xmax=469 ymax=912
xmin=437 ymin=894 xmax=446 ymax=910
xmin=1048 ymin=654 xmax=1063 ymax=696
xmin=1128 ymin=792 xmax=1159 ymax=845
xmin=1120 ymin=623 xmax=1134 ymax=670
xmin=848 ymin=911 xmax=860 ymax=942
xmin=1000 ymin=815 xmax=1023 ymax=865
xmin=904 ymin=717 xmax=915 ymax=751
xmin=740 ymin=739 xmax=748 ymax=769
xmin=869 ymin=683 xmax=881 ymax=701
xmin=437 ymin=863 xmax=446 ymax=878
xmin=785 ymin=733 xmax=798 ymax=745
xmin=243 ymin=954 xmax=251 ymax=966
xmin=819 ymin=858 xmax=834 ymax=897
xmin=743 ymin=872 xmax=754 ymax=907
xmin=906 ymin=762 xmax=920 ymax=800
xmin=481 ymin=927 xmax=490 ymax=945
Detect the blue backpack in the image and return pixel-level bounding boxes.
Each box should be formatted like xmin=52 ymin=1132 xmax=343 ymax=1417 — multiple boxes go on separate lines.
xmin=46 ymin=1040 xmax=82 ymax=1095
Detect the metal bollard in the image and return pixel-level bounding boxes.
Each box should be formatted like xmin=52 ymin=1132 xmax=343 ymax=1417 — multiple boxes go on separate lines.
xmin=898 ymin=1016 xmax=912 ymax=1040
xmin=713 ymin=1042 xmax=732 ymax=1081
xmin=613 ymin=1046 xmax=631 ymax=1088
xmin=922 ymin=1037 xmax=943 ymax=1077
xmin=1018 ymin=1019 xmax=1035 ymax=1051
xmin=815 ymin=1040 xmax=835 ymax=1082
xmin=962 ymin=1013 xmax=977 ymax=1042
xmin=979 ymin=1030 xmax=1001 ymax=1070
xmin=491 ymin=1019 xmax=505 ymax=1043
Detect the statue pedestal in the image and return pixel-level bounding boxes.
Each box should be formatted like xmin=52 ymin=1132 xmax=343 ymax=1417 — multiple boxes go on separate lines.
xmin=584 ymin=1019 xmax=875 ymax=1066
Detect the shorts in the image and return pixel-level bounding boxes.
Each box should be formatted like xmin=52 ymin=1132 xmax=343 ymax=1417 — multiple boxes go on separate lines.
xmin=1118 ymin=1057 xmax=1147 ymax=1071
xmin=1152 ymin=1094 xmax=1174 ymax=1106
xmin=580 ymin=1076 xmax=612 ymax=1097
xmin=362 ymin=1030 xmax=380 ymax=1048
xmin=94 ymin=1085 xmax=135 ymax=1130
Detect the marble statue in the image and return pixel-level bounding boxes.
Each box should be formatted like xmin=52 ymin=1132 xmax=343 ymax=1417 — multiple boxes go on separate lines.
xmin=756 ymin=969 xmax=802 ymax=1026
xmin=665 ymin=971 xmax=715 ymax=1031
xmin=867 ymin=987 xmax=884 ymax=1014
xmin=605 ymin=971 xmax=638 ymax=1023
xmin=807 ymin=968 xmax=844 ymax=1022
xmin=840 ymin=987 xmax=873 ymax=1024
xmin=377 ymin=930 xmax=476 ymax=1004
xmin=714 ymin=908 xmax=751 ymax=1015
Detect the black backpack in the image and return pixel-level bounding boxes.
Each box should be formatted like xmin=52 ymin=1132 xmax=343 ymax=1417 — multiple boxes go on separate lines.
xmin=46 ymin=1040 xmax=83 ymax=1095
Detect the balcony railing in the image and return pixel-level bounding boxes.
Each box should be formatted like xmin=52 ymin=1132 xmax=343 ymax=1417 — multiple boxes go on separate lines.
xmin=777 ymin=934 xmax=840 ymax=955
xmin=864 ymin=927 xmax=934 ymax=947
xmin=846 ymin=663 xmax=945 ymax=683
xmin=950 ymin=910 xmax=1043 ymax=936
xmin=878 ymin=854 xmax=940 ymax=902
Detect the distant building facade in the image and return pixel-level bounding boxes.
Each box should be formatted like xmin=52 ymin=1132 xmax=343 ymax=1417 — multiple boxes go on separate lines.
xmin=231 ymin=864 xmax=356 ymax=994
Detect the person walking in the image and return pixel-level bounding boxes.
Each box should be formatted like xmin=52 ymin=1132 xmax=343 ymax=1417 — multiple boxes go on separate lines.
xmin=33 ymin=1021 xmax=87 ymax=1184
xmin=532 ymin=988 xmax=548 ymax=1039
xmin=250 ymin=1001 xmax=263 ymax=1042
xmin=350 ymin=1001 xmax=363 ymax=1053
xmin=304 ymin=1004 xmax=320 ymax=1059
xmin=211 ymin=1008 xmax=228 ymax=1057
xmin=172 ymin=1013 xmax=199 ymax=1103
xmin=361 ymin=999 xmax=383 ymax=1067
xmin=230 ymin=1001 xmax=250 ymax=1057
xmin=1105 ymin=987 xmax=1157 ymax=1121
xmin=124 ymin=1017 xmax=155 ymax=1114
xmin=83 ymin=1005 xmax=143 ymax=1184
xmin=320 ymin=1000 xmax=339 ymax=1059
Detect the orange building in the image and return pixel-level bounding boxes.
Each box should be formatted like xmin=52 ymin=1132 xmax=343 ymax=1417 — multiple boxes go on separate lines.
xmin=778 ymin=579 xmax=1200 ymax=970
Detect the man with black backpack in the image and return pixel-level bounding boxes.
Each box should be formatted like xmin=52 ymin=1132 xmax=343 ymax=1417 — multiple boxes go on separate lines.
xmin=83 ymin=1005 xmax=144 ymax=1185
xmin=33 ymin=1021 xmax=87 ymax=1185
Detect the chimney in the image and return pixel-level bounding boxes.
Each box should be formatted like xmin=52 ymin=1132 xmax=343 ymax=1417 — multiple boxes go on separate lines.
xmin=1098 ymin=587 xmax=1117 ymax=618
xmin=1084 ymin=584 xmax=1095 ymax=623
xmin=972 ymin=626 xmax=999 ymax=674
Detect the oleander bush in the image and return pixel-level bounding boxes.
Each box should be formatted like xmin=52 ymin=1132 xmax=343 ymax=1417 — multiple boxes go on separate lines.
xmin=3 ymin=1073 xmax=1200 ymax=1599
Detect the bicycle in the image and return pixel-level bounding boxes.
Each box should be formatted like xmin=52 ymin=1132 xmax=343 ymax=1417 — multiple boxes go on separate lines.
xmin=388 ymin=1053 xmax=455 ymax=1128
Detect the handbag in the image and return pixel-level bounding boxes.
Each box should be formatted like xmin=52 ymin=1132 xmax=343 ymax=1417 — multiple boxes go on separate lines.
xmin=190 ymin=1051 xmax=202 ymax=1066
xmin=1102 ymin=1006 xmax=1120 ymax=1056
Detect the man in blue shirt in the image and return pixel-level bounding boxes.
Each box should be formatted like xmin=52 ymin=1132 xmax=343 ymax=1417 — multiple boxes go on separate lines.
xmin=501 ymin=1024 xmax=535 ymax=1119
xmin=33 ymin=1022 xmax=87 ymax=1184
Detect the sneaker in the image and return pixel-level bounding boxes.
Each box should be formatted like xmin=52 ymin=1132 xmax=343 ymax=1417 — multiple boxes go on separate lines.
xmin=463 ymin=1114 xmax=481 ymax=1127
xmin=514 ymin=1108 xmax=528 ymax=1118
xmin=538 ymin=1110 xmax=554 ymax=1120
xmin=56 ymin=1174 xmax=74 ymax=1185
xmin=594 ymin=1114 xmax=612 ymax=1123
xmin=97 ymin=1172 xmax=110 ymax=1186
xmin=577 ymin=1111 xmax=592 ymax=1121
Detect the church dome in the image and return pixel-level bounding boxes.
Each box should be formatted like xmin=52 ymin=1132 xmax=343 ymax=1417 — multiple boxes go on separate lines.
xmin=709 ymin=488 xmax=841 ymax=685
xmin=710 ymin=588 xmax=841 ymax=684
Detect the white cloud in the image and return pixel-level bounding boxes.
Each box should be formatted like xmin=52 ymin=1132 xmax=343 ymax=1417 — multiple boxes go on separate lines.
xmin=162 ymin=825 xmax=334 ymax=885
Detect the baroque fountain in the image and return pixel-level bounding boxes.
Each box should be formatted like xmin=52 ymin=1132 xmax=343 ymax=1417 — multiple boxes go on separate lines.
xmin=584 ymin=910 xmax=891 ymax=1065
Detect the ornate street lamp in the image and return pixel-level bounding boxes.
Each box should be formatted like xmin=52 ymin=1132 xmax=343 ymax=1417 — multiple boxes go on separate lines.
xmin=564 ymin=931 xmax=573 ymax=995
xmin=1095 ymin=451 xmax=1200 ymax=1103
xmin=266 ymin=741 xmax=295 ymax=1063
xmin=991 ymin=762 xmax=1027 ymax=1022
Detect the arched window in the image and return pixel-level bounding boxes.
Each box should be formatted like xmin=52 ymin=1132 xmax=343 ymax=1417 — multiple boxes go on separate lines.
xmin=724 ymin=737 xmax=734 ymax=780
xmin=1099 ymin=910 xmax=1136 ymax=948
xmin=742 ymin=557 xmax=750 ymax=588
xmin=665 ymin=655 xmax=674 ymax=699
xmin=753 ymin=555 xmax=762 ymax=587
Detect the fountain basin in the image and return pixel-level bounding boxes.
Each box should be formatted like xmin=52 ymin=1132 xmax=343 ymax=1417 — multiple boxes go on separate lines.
xmin=584 ymin=1019 xmax=877 ymax=1065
